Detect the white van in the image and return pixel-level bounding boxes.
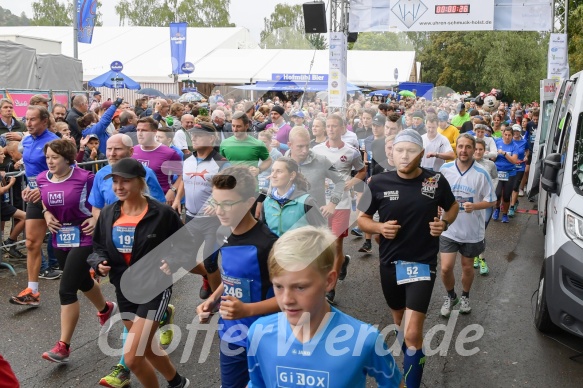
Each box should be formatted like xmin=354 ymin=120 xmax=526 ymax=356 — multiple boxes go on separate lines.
xmin=528 ymin=74 xmax=583 ymax=338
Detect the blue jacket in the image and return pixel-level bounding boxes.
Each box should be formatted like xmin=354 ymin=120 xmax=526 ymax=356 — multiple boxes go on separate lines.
xmin=83 ymin=104 xmax=117 ymax=154
xmin=262 ymin=189 xmax=326 ymax=236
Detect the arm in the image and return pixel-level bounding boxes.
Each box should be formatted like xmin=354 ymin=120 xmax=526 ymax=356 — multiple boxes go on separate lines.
xmin=220 ymin=296 xmax=280 ymax=320
xmin=257 ymin=157 xmax=272 ymax=174
xmin=87 ymin=210 xmax=110 ymax=275
xmin=345 ymin=166 xmax=366 ymax=190
xmin=83 ymin=102 xmax=118 ymax=137
xmin=497 ymin=149 xmax=519 ymax=164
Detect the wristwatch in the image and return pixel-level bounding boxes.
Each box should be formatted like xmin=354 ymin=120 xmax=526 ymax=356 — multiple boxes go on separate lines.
xmin=170 ymin=186 xmax=177 ymax=193
xmin=330 ymin=197 xmax=340 ymax=205
xmin=442 ymin=219 xmax=450 ymax=231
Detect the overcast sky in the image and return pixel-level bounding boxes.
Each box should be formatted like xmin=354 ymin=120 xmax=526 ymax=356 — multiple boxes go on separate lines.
xmin=0 ymin=0 xmax=311 ymax=41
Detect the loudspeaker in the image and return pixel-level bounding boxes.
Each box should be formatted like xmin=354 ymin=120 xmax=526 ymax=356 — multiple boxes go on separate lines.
xmin=303 ymin=2 xmax=327 ymax=33
xmin=347 ymin=32 xmax=358 ymax=43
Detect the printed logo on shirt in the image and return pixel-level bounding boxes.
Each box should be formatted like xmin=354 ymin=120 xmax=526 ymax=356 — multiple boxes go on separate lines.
xmin=186 ymin=169 xmax=209 ymax=180
xmin=383 ymin=190 xmax=399 ymax=201
xmin=339 ymin=155 xmax=347 ymax=162
xmin=48 ymin=191 xmax=65 ymax=206
xmin=421 ymin=174 xmax=440 ymax=199
xmin=455 ymin=196 xmax=474 ymax=204
xmin=137 ymin=159 xmax=149 ymax=167
xmin=276 ymin=366 xmax=329 ymax=387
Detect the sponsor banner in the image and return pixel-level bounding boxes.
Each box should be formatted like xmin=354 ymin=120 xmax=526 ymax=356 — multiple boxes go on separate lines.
xmin=4 ymin=91 xmax=49 ymax=118
xmin=272 ymin=74 xmax=328 ymax=82
xmin=328 ymin=32 xmax=347 ymax=108
xmin=170 ymin=22 xmax=188 ymax=75
xmin=540 ymin=79 xmax=558 ymax=102
xmin=52 ymin=92 xmax=70 ymax=108
xmin=493 ymin=0 xmax=552 ymax=31
xmin=77 ymin=0 xmax=98 ymax=44
xmin=547 ymin=33 xmax=569 ymax=81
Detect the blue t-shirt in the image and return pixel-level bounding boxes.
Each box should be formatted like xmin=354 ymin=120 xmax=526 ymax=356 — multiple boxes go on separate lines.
xmin=494 ymin=138 xmax=519 ymax=175
xmin=88 ymin=163 xmax=166 ymax=208
xmin=247 ymin=307 xmax=402 ymax=388
xmin=22 ymin=130 xmax=60 ymax=183
xmin=513 ymin=139 xmax=528 ymax=172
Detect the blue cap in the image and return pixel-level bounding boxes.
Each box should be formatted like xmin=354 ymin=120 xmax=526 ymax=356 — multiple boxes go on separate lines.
xmin=292 ymin=111 xmax=305 ymax=118
xmin=437 ymin=110 xmax=449 ymax=122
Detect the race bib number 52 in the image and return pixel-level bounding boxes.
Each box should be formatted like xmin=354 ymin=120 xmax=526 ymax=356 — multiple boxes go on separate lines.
xmin=395 ymin=261 xmax=431 ymax=285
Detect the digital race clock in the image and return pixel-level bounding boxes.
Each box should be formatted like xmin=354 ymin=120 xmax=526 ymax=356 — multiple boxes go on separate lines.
xmin=435 ymin=4 xmax=470 ymax=14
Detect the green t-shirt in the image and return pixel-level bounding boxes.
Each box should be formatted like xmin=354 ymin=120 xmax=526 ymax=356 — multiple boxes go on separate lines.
xmin=451 ymin=113 xmax=470 ymax=128
xmin=219 ymin=135 xmax=270 ymax=167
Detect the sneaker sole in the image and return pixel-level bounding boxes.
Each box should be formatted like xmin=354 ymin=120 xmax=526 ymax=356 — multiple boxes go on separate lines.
xmin=459 ymin=309 xmax=472 ymax=314
xmin=350 ymin=230 xmax=363 ymax=237
xmin=9 ymin=298 xmax=40 ymax=307
xmin=480 ymin=270 xmax=490 ymax=276
xmin=99 ymin=380 xmax=130 ymax=388
xmin=100 ymin=302 xmax=119 ymax=336
xmin=358 ymin=248 xmax=372 ymax=253
xmin=42 ymin=353 xmax=69 ymax=363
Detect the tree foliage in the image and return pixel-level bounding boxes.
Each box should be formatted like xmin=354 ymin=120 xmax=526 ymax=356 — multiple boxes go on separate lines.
xmin=0 ymin=6 xmax=30 ymax=26
xmin=413 ymin=31 xmax=547 ymax=103
xmin=350 ymin=32 xmax=413 ymax=51
xmin=115 ymin=0 xmax=233 ymax=27
xmin=260 ymin=4 xmax=327 ymax=50
xmin=568 ymin=3 xmax=583 ymax=74
xmin=30 ymin=0 xmax=102 ymax=27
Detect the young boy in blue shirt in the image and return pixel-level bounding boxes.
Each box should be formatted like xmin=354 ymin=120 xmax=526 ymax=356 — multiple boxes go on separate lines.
xmin=196 ymin=165 xmax=279 ymax=388
xmin=246 ymin=226 xmax=404 ymax=387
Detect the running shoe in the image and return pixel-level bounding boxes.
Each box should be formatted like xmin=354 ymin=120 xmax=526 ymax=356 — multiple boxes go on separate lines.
xmin=2 ymin=240 xmax=26 ymax=259
xmin=199 ymin=276 xmax=211 ymax=300
xmin=98 ymin=301 xmax=118 ymax=334
xmin=339 ymin=255 xmax=350 ymax=280
xmin=459 ymin=296 xmax=472 ymax=314
xmin=99 ymin=364 xmax=131 ymax=388
xmin=501 ymin=214 xmax=510 ymax=223
xmin=350 ymin=227 xmax=364 ymax=237
xmin=169 ymin=376 xmax=190 ymax=388
xmin=42 ymin=341 xmax=70 ymax=363
xmin=473 ymin=257 xmax=479 ymax=269
xmin=39 ymin=268 xmax=62 ymax=280
xmin=9 ymin=288 xmax=40 ymax=306
xmin=492 ymin=208 xmax=500 ymax=221
xmin=479 ymin=258 xmax=489 ymax=275
xmin=326 ymin=289 xmax=336 ymax=305
xmin=440 ymin=295 xmax=459 ymax=317
xmin=519 ymin=189 xmax=525 ymax=197
xmin=358 ymin=241 xmax=372 ymax=253
xmin=508 ymin=207 xmax=516 ymax=218
xmin=160 ymin=304 xmax=175 ymax=346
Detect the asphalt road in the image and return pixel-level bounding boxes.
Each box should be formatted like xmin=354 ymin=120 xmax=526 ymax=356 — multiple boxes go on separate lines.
xmin=1 ymin=203 xmax=582 ymax=388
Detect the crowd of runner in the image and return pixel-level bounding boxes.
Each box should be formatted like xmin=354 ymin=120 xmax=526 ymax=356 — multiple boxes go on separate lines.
xmin=0 ymin=89 xmax=539 ymax=388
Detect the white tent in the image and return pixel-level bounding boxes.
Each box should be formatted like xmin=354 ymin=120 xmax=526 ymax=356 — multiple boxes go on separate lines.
xmin=0 ymin=26 xmax=258 ymax=84
xmin=187 ymin=49 xmax=416 ymax=88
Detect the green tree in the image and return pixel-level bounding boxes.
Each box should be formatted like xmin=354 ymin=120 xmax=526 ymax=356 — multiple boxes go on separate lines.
xmin=349 ymin=32 xmax=413 ymax=51
xmin=568 ymin=4 xmax=583 ymax=74
xmin=260 ymin=4 xmax=327 ymax=49
xmin=31 ymin=0 xmax=102 ymax=27
xmin=116 ymin=0 xmax=233 ymax=27
xmin=0 ymin=6 xmax=31 ymax=26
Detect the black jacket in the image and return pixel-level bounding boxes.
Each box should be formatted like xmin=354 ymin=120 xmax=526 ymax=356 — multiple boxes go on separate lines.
xmin=0 ymin=118 xmax=23 ymax=169
xmin=88 ymin=197 xmax=184 ymax=294
xmin=119 ymin=124 xmax=138 ymax=145
xmin=213 ymin=122 xmax=234 ymax=139
xmin=65 ymin=107 xmax=85 ymax=146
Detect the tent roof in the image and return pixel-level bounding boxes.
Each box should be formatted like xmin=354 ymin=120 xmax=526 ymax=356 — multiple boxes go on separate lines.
xmin=188 ymin=49 xmax=415 ymax=88
xmin=0 ymin=26 xmax=257 ymax=84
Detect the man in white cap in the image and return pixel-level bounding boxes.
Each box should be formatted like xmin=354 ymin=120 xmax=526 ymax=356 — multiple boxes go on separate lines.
xmin=357 ymin=129 xmax=458 ymax=388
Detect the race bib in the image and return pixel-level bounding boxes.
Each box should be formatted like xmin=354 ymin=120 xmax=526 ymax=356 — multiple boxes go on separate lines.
xmin=258 ymin=176 xmax=269 ymax=190
xmin=498 ymin=171 xmax=509 ymax=181
xmin=113 ymin=225 xmax=135 ymax=253
xmin=395 ymin=261 xmax=431 ymax=285
xmin=324 ymin=178 xmax=335 ymax=201
xmin=530 ymin=133 xmax=536 ymax=143
xmin=222 ymin=274 xmax=251 ymax=303
xmin=28 ymin=177 xmax=37 ymax=189
xmin=56 ymin=225 xmax=80 ymax=248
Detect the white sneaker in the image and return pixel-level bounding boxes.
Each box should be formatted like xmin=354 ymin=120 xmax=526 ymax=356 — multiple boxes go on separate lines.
xmin=440 ymin=296 xmax=459 ymax=317
xmin=459 ymin=296 xmax=472 ymax=314
xmin=519 ymin=189 xmax=525 ymax=197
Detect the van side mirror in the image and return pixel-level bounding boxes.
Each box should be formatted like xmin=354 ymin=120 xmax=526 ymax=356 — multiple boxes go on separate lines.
xmin=541 ymin=153 xmax=562 ymax=194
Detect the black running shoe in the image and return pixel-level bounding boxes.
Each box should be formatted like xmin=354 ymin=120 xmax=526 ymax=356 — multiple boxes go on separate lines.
xmin=358 ymin=241 xmax=372 ymax=253
xmin=326 ymin=289 xmax=336 ymax=305
xmin=339 ymin=255 xmax=350 ymax=280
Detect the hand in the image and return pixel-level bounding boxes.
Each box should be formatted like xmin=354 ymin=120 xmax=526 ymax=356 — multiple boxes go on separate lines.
xmin=7 ymin=176 xmax=16 ymax=186
xmin=14 ymin=160 xmax=24 ymax=170
xmin=248 ymin=166 xmax=260 ymax=177
xmin=90 ymin=147 xmax=98 ymax=159
xmin=80 ymin=135 xmax=91 ymax=149
xmin=426 ymin=152 xmax=438 ymax=158
xmin=171 ymin=199 xmax=181 ymax=213
xmin=0 ymin=171 xmax=5 ymax=180
xmin=271 ymin=139 xmax=280 ymax=149
xmin=81 ymin=217 xmax=96 ymax=235
xmin=429 ymin=217 xmax=446 ymax=237
xmin=462 ymin=202 xmax=475 ymax=213
xmin=5 ymin=132 xmax=22 ymax=142
xmin=219 ymin=295 xmax=248 ymax=320
xmin=44 ymin=211 xmax=62 ymax=233
xmin=23 ymin=188 xmax=40 ymax=203
xmin=497 ymin=149 xmax=505 ymax=155
xmin=320 ymin=203 xmax=337 ymax=218
xmin=344 ymin=179 xmax=354 ymax=191
xmin=160 ymin=259 xmax=171 ymax=275
xmin=165 ymin=189 xmax=176 ymax=205
xmin=203 ymin=204 xmax=216 ymax=216
xmin=379 ymin=220 xmax=400 ymax=240
xmin=98 ymin=261 xmax=111 ymax=277
xmin=196 ymin=298 xmax=219 ymax=324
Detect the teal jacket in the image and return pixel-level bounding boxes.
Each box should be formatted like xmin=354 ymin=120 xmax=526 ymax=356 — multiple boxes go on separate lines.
xmin=262 ymin=188 xmax=327 ymax=236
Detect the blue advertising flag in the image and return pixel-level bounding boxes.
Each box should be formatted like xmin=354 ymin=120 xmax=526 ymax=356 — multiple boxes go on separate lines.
xmin=77 ymin=0 xmax=97 ymax=44
xmin=170 ymin=22 xmax=188 ymax=74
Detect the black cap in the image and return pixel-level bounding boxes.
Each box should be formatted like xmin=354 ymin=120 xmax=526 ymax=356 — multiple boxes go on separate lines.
xmin=105 ymin=158 xmax=146 ymax=180
xmin=271 ymin=105 xmax=285 ymax=115
xmin=188 ymin=122 xmax=217 ymax=134
xmin=412 ymin=110 xmax=425 ymax=119
xmin=372 ymin=114 xmax=386 ymax=126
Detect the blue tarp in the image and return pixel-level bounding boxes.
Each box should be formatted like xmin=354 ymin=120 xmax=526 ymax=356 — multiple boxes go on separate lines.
xmin=398 ymin=82 xmax=434 ymax=100
xmin=235 ymin=80 xmax=360 ymax=92
xmin=88 ymin=70 xmax=141 ymax=90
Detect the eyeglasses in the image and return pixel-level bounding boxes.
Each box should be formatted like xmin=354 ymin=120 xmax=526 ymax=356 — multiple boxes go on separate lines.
xmin=208 ymin=198 xmax=245 ymax=211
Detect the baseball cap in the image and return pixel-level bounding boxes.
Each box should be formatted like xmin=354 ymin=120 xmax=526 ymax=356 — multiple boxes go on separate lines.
xmin=394 ymin=129 xmax=423 ymax=149
xmin=291 ymin=110 xmax=305 ymax=118
xmin=372 ymin=114 xmax=386 ymax=126
xmin=101 ymin=101 xmax=113 ymax=110
xmin=94 ymin=91 xmax=101 ymax=96
xmin=113 ymin=109 xmax=122 ymax=119
xmin=105 ymin=158 xmax=146 ymax=180
xmin=188 ymin=122 xmax=217 ymax=134
xmin=412 ymin=110 xmax=425 ymax=119
xmin=512 ymin=124 xmax=522 ymax=132
xmin=437 ymin=110 xmax=449 ymax=122
xmin=515 ymin=110 xmax=523 ymax=118
xmin=456 ymin=102 xmax=465 ymax=112
xmin=87 ymin=134 xmax=99 ymax=140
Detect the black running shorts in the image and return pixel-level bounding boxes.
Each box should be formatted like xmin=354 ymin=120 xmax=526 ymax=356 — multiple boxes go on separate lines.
xmin=379 ymin=262 xmax=437 ymax=314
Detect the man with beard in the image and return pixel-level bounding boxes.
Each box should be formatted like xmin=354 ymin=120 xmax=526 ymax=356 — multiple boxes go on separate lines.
xmin=51 ymin=104 xmax=67 ymax=123
xmin=357 ymin=129 xmax=458 ymax=388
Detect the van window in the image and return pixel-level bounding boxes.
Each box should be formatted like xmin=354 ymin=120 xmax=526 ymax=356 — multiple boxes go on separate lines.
xmin=573 ymin=113 xmax=583 ymax=194
xmin=559 ymin=113 xmax=572 ymax=168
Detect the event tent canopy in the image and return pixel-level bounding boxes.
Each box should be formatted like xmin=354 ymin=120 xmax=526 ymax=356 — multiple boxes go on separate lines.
xmin=235 ymin=80 xmax=360 ymax=92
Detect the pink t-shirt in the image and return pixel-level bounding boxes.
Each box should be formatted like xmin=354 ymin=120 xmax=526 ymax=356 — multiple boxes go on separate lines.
xmin=132 ymin=144 xmax=182 ymax=192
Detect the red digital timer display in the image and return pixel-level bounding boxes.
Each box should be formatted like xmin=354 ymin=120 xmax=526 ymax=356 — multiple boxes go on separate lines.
xmin=435 ymin=5 xmax=470 ymax=14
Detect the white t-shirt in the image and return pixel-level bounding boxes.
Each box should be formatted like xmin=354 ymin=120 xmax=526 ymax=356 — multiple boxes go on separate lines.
xmin=313 ymin=141 xmax=365 ymax=209
xmin=440 ymin=161 xmax=496 ymax=243
xmin=341 ymin=130 xmax=359 ymax=150
xmin=173 ymin=129 xmax=189 ymax=152
xmin=421 ymin=133 xmax=453 ymax=172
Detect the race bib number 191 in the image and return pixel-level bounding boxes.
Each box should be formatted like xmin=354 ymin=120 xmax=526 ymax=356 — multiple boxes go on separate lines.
xmin=395 ymin=261 xmax=431 ymax=285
